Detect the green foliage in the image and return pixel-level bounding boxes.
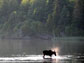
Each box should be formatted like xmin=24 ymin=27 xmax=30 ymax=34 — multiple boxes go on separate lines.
xmin=0 ymin=0 xmax=3 ymax=8
xmin=46 ymin=0 xmax=49 ymax=4
xmin=69 ymin=0 xmax=75 ymax=2
xmin=21 ymin=0 xmax=35 ymax=5
xmin=21 ymin=20 xmax=47 ymax=36
xmin=0 ymin=0 xmax=84 ymax=37
xmin=33 ymin=8 xmax=37 ymax=14
xmin=21 ymin=0 xmax=29 ymax=5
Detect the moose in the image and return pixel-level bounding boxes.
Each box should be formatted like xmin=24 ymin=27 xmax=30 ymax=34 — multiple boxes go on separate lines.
xmin=43 ymin=50 xmax=56 ymax=58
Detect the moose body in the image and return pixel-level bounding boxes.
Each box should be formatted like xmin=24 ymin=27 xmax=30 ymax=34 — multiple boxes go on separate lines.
xmin=43 ymin=50 xmax=56 ymax=58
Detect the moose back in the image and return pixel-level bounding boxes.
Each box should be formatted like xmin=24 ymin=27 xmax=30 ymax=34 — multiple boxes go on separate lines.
xmin=43 ymin=50 xmax=56 ymax=58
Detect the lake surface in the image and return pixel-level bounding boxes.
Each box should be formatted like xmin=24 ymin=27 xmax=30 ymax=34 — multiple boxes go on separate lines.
xmin=0 ymin=37 xmax=84 ymax=63
xmin=0 ymin=55 xmax=84 ymax=63
xmin=0 ymin=37 xmax=84 ymax=56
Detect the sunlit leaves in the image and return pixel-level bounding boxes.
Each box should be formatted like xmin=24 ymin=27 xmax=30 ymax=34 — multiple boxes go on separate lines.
xmin=13 ymin=11 xmax=17 ymax=14
xmin=21 ymin=0 xmax=35 ymax=5
xmin=46 ymin=0 xmax=49 ymax=4
xmin=33 ymin=8 xmax=37 ymax=14
xmin=0 ymin=0 xmax=3 ymax=8
xmin=29 ymin=0 xmax=35 ymax=4
xmin=21 ymin=0 xmax=29 ymax=5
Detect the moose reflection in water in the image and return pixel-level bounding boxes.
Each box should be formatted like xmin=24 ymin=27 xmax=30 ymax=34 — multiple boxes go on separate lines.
xmin=43 ymin=50 xmax=56 ymax=58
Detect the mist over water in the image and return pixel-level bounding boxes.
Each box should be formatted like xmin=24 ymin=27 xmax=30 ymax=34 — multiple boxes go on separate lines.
xmin=0 ymin=38 xmax=52 ymax=56
xmin=0 ymin=37 xmax=84 ymax=63
xmin=0 ymin=37 xmax=84 ymax=56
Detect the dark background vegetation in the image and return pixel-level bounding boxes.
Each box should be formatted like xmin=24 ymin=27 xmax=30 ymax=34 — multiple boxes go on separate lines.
xmin=0 ymin=0 xmax=84 ymax=38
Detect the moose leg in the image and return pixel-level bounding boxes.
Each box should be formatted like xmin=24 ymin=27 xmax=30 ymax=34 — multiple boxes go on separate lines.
xmin=50 ymin=55 xmax=52 ymax=58
xmin=43 ymin=54 xmax=45 ymax=59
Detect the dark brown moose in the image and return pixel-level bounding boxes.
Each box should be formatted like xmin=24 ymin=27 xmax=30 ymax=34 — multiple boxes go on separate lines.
xmin=43 ymin=50 xmax=56 ymax=58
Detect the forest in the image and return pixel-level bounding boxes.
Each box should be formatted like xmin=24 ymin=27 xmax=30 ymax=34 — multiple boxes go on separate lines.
xmin=0 ymin=0 xmax=84 ymax=38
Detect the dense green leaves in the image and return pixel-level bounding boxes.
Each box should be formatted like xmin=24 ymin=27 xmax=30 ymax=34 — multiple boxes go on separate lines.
xmin=0 ymin=0 xmax=84 ymax=37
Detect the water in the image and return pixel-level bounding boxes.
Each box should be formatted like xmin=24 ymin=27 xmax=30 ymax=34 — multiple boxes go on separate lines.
xmin=0 ymin=38 xmax=53 ymax=56
xmin=0 ymin=55 xmax=84 ymax=63
xmin=0 ymin=37 xmax=84 ymax=63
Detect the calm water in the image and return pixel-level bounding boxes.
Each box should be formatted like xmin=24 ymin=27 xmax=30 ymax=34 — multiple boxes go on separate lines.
xmin=0 ymin=37 xmax=84 ymax=63
xmin=0 ymin=55 xmax=84 ymax=63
